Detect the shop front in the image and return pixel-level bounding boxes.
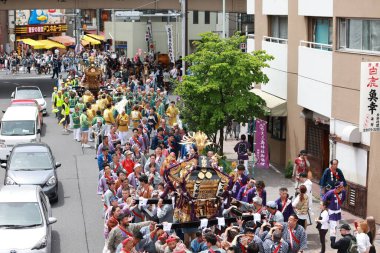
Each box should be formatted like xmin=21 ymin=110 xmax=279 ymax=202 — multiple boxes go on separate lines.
xmin=14 ymin=9 xmax=67 ymax=53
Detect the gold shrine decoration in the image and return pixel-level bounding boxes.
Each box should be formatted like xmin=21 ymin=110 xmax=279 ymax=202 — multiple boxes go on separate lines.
xmin=180 ymin=131 xmax=213 ymax=153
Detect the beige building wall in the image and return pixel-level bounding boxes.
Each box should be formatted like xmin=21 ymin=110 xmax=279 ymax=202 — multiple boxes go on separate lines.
xmin=332 ymin=0 xmax=380 ymax=220
xmin=286 ymin=0 xmax=307 ymax=162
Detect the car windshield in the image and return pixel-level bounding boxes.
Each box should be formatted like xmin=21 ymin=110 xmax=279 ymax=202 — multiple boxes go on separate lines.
xmin=15 ymin=89 xmax=42 ymax=99
xmin=9 ymin=152 xmax=52 ymax=170
xmin=1 ymin=121 xmax=35 ymax=136
xmin=0 ymin=202 xmax=42 ymax=227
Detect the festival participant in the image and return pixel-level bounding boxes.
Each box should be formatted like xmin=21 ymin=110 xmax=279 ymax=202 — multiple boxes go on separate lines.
xmin=72 ymin=106 xmax=81 ymax=142
xmin=98 ymin=165 xmax=117 ymax=195
xmin=231 ymin=165 xmax=248 ymax=198
xmin=275 ymin=187 xmax=294 ymax=222
xmin=131 ymin=106 xmax=142 ymax=129
xmin=292 ymin=185 xmax=309 ymax=229
xmin=166 ymin=101 xmax=179 ymax=127
xmin=200 ymin=234 xmax=226 ymax=253
xmin=280 ymin=214 xmax=307 ymax=253
xmin=116 ymin=109 xmax=129 ymax=145
xmin=237 ymin=178 xmax=256 ymax=203
xmin=320 ymin=159 xmax=347 ymax=197
xmin=263 ymin=230 xmax=289 ymax=253
xmin=255 ymin=181 xmax=267 ymax=207
xmin=98 ymin=146 xmax=112 ymax=171
xmin=137 ymin=174 xmax=154 ymax=199
xmin=128 ymin=163 xmax=143 ymax=189
xmin=266 ymin=201 xmax=284 ymax=223
xmin=322 ymin=181 xmax=346 ymax=236
xmin=131 ymin=144 xmax=146 ymax=168
xmin=122 ymin=151 xmax=135 ymax=176
xmin=107 ymin=213 xmax=152 ymax=253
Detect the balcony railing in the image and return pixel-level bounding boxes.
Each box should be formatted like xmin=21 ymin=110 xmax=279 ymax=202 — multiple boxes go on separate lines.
xmin=247 ymin=34 xmax=255 ymax=39
xmin=300 ymin=40 xmax=332 ymax=51
xmin=263 ymin=36 xmax=288 ymax=44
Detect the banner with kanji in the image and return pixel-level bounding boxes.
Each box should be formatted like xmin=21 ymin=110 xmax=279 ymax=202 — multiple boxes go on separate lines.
xmin=359 ymin=62 xmax=380 ymax=132
xmin=165 ymin=24 xmax=175 ymax=63
xmin=254 ymin=119 xmax=269 ymax=169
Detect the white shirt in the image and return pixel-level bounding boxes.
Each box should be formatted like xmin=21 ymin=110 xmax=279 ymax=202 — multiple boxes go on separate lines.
xmin=356 ymin=232 xmax=371 ymax=253
xmin=320 ymin=210 xmax=329 ymax=230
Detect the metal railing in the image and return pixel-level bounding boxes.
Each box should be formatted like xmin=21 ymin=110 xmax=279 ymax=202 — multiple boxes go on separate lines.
xmin=300 ymin=40 xmax=332 ymax=51
xmin=263 ymin=36 xmax=288 ymax=44
xmin=247 ymin=34 xmax=255 ymax=39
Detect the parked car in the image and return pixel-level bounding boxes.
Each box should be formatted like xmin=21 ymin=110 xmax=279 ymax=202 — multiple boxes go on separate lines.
xmin=11 ymin=86 xmax=47 ymax=115
xmin=2 ymin=143 xmax=60 ymax=202
xmin=0 ymin=185 xmax=57 ymax=253
xmin=0 ymin=106 xmax=42 ymax=161
xmin=9 ymin=99 xmax=44 ymax=127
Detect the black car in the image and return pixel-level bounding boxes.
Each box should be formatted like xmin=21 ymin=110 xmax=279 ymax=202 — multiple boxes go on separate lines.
xmin=1 ymin=143 xmax=60 ymax=202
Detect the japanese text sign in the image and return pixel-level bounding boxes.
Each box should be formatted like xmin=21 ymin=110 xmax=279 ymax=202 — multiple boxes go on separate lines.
xmin=360 ymin=62 xmax=380 ymax=132
xmin=254 ymin=119 xmax=269 ymax=168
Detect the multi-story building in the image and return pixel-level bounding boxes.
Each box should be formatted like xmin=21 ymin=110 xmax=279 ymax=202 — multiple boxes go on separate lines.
xmin=104 ymin=10 xmax=238 ymax=59
xmin=247 ymin=0 xmax=380 ymax=220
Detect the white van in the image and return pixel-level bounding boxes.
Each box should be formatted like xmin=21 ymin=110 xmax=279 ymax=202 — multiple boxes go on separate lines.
xmin=0 ymin=106 xmax=41 ymax=161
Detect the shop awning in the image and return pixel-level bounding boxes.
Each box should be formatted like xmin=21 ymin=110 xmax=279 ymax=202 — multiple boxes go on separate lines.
xmin=251 ymin=89 xmax=287 ymax=117
xmin=17 ymin=38 xmax=45 ymax=49
xmin=48 ymin=35 xmax=75 ymax=46
xmin=82 ymin=35 xmax=101 ymax=45
xmin=39 ymin=40 xmax=66 ymax=49
xmin=86 ymin=34 xmax=105 ymax=41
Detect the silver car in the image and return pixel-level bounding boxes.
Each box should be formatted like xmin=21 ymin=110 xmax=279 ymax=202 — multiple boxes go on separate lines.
xmin=0 ymin=185 xmax=57 ymax=253
xmin=2 ymin=143 xmax=60 ymax=202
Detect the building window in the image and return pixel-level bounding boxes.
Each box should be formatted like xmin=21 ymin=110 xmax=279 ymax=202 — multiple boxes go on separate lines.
xmin=339 ymin=18 xmax=380 ymax=53
xmin=267 ymin=117 xmax=286 ymax=140
xmin=269 ymin=16 xmax=288 ymax=39
xmin=205 ymin=11 xmax=210 ymax=24
xmin=310 ymin=18 xmax=332 ymax=45
xmin=193 ymin=11 xmax=199 ymax=24
xmin=241 ymin=14 xmax=254 ymax=24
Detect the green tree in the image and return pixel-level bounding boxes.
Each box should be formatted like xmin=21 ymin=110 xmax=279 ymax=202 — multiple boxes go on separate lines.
xmin=175 ymin=32 xmax=273 ymax=154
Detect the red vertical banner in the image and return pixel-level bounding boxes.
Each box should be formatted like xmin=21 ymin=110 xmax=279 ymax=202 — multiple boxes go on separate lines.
xmin=255 ymin=119 xmax=269 ymax=169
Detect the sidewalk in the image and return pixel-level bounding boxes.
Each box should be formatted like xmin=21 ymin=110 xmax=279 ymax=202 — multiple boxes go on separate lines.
xmin=223 ymin=132 xmax=380 ymax=252
xmin=0 ymin=68 xmax=52 ymax=79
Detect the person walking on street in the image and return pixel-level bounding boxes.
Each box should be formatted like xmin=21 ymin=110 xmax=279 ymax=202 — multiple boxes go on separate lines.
xmin=233 ymin=134 xmax=251 ymax=175
xmin=355 ymin=221 xmax=371 ymax=253
xmin=323 ymin=182 xmax=346 ymax=236
xmin=320 ymin=159 xmax=347 ymax=198
xmin=330 ymin=224 xmax=356 ymax=253
xmin=315 ymin=202 xmax=329 ymax=253
xmin=80 ymin=108 xmax=91 ymax=148
xmin=293 ymin=150 xmax=310 ymax=189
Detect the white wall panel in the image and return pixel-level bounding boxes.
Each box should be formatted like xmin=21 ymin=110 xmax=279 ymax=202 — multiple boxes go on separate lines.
xmin=263 ymin=0 xmax=288 ymax=15
xmin=247 ymin=0 xmax=255 ymax=14
xmin=298 ymin=0 xmax=333 ymax=17
xmin=336 ymin=143 xmax=368 ymax=186
xmin=298 ymin=46 xmax=332 ymax=85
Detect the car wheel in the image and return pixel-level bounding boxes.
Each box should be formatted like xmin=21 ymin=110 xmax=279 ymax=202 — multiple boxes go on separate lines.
xmin=50 ymin=193 xmax=59 ymax=204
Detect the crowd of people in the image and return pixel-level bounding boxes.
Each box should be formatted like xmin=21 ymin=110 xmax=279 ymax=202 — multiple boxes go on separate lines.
xmin=43 ymin=46 xmax=378 ymax=253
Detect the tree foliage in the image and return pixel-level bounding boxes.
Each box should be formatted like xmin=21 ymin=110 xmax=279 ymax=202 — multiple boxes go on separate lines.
xmin=175 ymin=32 xmax=273 ymax=153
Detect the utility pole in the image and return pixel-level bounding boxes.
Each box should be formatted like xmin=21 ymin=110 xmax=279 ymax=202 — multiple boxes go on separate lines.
xmin=222 ymin=0 xmax=226 ymax=38
xmin=111 ymin=9 xmax=116 ymax=52
xmin=181 ymin=0 xmax=188 ymax=72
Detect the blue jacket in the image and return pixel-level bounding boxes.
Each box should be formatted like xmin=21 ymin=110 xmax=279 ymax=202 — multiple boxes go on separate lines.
xmin=320 ymin=168 xmax=347 ymax=190
xmin=97 ymin=153 xmax=112 ymax=171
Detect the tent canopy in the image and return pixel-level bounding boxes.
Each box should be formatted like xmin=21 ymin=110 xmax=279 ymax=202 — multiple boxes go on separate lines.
xmin=17 ymin=38 xmax=45 ymax=49
xmin=82 ymin=35 xmax=101 ymax=45
xmin=48 ymin=35 xmax=75 ymax=46
xmin=39 ymin=40 xmax=66 ymax=49
xmin=86 ymin=34 xmax=105 ymax=41
xmin=251 ymin=89 xmax=287 ymax=117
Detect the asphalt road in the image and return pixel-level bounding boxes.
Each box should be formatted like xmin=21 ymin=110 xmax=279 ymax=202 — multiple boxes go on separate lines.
xmin=0 ymin=77 xmax=104 ymax=253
